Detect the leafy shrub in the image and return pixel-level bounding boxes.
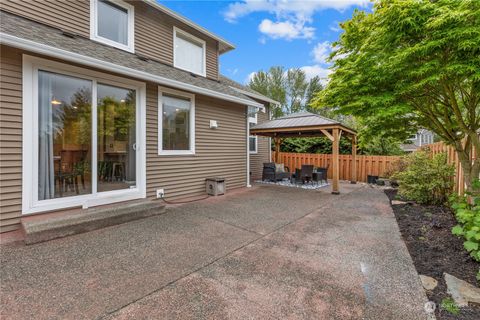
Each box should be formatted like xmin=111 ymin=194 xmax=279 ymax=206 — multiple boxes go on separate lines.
xmin=383 ymin=157 xmax=408 ymax=179
xmin=392 ymin=151 xmax=455 ymax=205
xmin=451 ymin=179 xmax=480 ymax=262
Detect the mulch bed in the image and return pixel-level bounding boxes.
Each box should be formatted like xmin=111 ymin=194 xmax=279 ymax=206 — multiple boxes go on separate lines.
xmin=385 ymin=189 xmax=480 ymax=320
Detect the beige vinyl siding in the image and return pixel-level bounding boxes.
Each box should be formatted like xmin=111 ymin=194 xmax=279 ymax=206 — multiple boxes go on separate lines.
xmin=0 ymin=46 xmax=22 ymax=233
xmin=250 ymin=108 xmax=271 ymax=180
xmin=0 ymin=45 xmax=246 ymax=232
xmin=0 ymin=0 xmax=90 ymax=38
xmin=1 ymin=0 xmax=220 ymax=80
xmin=146 ymin=86 xmax=247 ymax=199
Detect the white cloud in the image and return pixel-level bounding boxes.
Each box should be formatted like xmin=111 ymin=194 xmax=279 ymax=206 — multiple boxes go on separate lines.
xmin=223 ymin=0 xmax=369 ymax=41
xmin=329 ymin=21 xmax=342 ymax=32
xmin=300 ymin=65 xmax=332 ymax=85
xmin=312 ymin=41 xmax=331 ymax=64
xmin=259 ymin=19 xmax=314 ymax=40
xmin=245 ymin=71 xmax=257 ymax=84
xmin=224 ymin=0 xmax=370 ymax=23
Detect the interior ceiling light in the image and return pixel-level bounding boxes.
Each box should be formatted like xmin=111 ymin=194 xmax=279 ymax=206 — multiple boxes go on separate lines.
xmin=51 ymin=98 xmax=62 ymax=105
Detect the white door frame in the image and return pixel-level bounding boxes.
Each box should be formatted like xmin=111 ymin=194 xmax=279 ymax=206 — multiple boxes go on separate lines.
xmin=22 ymin=55 xmax=146 ymax=215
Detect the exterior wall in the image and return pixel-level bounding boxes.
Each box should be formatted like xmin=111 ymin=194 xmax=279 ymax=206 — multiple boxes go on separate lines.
xmin=0 ymin=45 xmax=246 ymax=232
xmin=0 ymin=0 xmax=219 ymax=79
xmin=250 ymin=108 xmax=271 ymax=180
xmin=0 ymin=46 xmax=22 ymax=232
xmin=146 ymin=85 xmax=247 ymax=200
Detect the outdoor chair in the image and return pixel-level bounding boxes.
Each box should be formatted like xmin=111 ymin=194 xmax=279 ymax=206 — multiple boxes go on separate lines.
xmin=262 ymin=162 xmax=291 ymax=181
xmin=315 ymin=165 xmax=329 ymax=184
xmin=299 ymin=165 xmax=314 ymax=184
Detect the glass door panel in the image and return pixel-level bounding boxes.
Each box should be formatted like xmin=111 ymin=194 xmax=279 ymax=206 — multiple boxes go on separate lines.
xmin=38 ymin=71 xmax=93 ymax=200
xmin=97 ymin=83 xmax=136 ymax=192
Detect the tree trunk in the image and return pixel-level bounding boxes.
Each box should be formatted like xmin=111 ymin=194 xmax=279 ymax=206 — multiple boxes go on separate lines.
xmin=454 ymin=139 xmax=480 ymax=195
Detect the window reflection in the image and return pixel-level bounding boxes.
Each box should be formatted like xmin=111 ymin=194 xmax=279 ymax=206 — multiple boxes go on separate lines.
xmin=97 ymin=84 xmax=136 ymax=192
xmin=162 ymin=94 xmax=191 ymax=151
xmin=38 ymin=71 xmax=92 ymax=200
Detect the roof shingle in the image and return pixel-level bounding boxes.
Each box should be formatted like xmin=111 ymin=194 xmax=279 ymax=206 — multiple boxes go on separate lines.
xmin=0 ymin=10 xmax=260 ymax=107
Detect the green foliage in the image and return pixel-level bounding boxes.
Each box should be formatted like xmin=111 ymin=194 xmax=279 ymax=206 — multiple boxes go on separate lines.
xmin=315 ymin=0 xmax=480 ymax=191
xmin=450 ymin=179 xmax=480 ymax=261
xmin=440 ymin=297 xmax=460 ymax=315
xmin=393 ymin=151 xmax=455 ymax=204
xmin=359 ymin=136 xmax=405 ymax=156
xmin=281 ymin=137 xmax=352 ymax=154
xmin=248 ymin=66 xmax=324 ymax=117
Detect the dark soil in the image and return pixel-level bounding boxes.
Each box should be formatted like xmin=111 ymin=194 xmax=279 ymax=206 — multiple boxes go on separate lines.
xmin=385 ymin=189 xmax=480 ymax=320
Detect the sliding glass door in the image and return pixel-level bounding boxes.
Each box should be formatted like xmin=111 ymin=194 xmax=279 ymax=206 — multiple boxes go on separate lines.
xmin=97 ymin=84 xmax=136 ymax=192
xmin=30 ymin=65 xmax=142 ymax=213
xmin=38 ymin=71 xmax=93 ymax=200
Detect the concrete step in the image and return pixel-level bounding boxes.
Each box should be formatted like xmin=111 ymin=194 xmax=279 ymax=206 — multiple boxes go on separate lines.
xmin=21 ymin=200 xmax=166 ymax=245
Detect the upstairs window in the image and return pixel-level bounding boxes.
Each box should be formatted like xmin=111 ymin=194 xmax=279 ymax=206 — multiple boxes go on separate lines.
xmin=248 ymin=106 xmax=258 ymax=125
xmin=90 ymin=0 xmax=134 ymax=52
xmin=174 ymin=27 xmax=206 ymax=77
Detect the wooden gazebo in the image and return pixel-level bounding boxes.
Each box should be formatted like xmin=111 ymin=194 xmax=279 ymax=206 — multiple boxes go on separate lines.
xmin=250 ymin=112 xmax=357 ymax=194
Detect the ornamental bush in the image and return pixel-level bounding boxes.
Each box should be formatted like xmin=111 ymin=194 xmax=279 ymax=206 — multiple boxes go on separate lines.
xmin=451 ymin=180 xmax=480 ymax=262
xmin=393 ymin=151 xmax=455 ymax=205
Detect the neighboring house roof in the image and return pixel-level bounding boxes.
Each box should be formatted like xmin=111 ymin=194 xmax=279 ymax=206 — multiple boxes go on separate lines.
xmin=143 ymin=0 xmax=235 ymax=54
xmin=252 ymin=112 xmax=354 ymax=132
xmin=0 ymin=11 xmax=263 ymax=109
xmin=219 ymin=75 xmax=280 ymax=106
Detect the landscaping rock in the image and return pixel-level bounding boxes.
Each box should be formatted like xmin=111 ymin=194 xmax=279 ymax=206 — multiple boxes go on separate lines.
xmin=444 ymin=273 xmax=480 ymax=307
xmin=420 ymin=275 xmax=438 ymax=291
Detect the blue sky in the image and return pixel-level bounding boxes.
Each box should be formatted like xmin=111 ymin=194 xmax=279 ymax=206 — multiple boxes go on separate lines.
xmin=159 ymin=0 xmax=371 ymax=84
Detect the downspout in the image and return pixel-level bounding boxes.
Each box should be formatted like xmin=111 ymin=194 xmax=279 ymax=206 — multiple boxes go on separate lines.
xmin=246 ymin=106 xmax=251 ymax=187
xmin=268 ymin=105 xmax=272 ymax=162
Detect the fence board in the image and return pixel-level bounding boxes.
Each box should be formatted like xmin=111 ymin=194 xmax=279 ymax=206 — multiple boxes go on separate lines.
xmin=274 ymin=141 xmax=477 ymax=195
xmin=273 ymin=152 xmax=401 ymax=183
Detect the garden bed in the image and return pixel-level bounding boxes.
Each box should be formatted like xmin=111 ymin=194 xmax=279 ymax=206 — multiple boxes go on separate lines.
xmin=385 ymin=189 xmax=480 ymax=319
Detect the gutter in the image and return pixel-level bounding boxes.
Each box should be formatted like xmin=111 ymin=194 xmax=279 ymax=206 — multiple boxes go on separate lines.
xmin=229 ymin=86 xmax=280 ymax=107
xmin=0 ymin=33 xmax=263 ymax=109
xmin=142 ymin=0 xmax=235 ymax=54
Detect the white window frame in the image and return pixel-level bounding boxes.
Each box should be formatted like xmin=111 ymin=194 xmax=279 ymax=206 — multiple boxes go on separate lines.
xmin=158 ymin=86 xmax=196 ymax=156
xmin=22 ymin=55 xmax=146 ymax=215
xmin=90 ymin=0 xmax=135 ymax=53
xmin=249 ymin=136 xmax=258 ymax=154
xmin=173 ymin=27 xmax=206 ymax=77
xmin=248 ymin=106 xmax=258 ymax=125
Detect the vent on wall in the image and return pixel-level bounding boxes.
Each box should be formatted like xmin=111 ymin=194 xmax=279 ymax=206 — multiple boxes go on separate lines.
xmin=61 ymin=30 xmax=77 ymax=38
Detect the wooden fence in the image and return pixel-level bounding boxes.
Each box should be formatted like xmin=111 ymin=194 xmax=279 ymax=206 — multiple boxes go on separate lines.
xmin=421 ymin=141 xmax=477 ymax=195
xmin=275 ymin=140 xmax=477 ymax=194
xmin=273 ymin=152 xmax=401 ymax=183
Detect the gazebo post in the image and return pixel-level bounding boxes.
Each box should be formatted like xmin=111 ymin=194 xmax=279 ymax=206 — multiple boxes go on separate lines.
xmin=332 ymin=128 xmax=340 ymax=194
xmin=351 ymin=136 xmax=357 ymax=184
xmin=274 ymin=137 xmax=281 ymax=163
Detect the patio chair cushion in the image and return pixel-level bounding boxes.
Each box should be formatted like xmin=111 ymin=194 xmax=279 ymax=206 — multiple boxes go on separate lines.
xmin=275 ymin=163 xmax=285 ymax=173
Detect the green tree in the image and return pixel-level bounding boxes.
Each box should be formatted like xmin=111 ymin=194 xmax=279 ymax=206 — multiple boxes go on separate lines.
xmin=248 ymin=66 xmax=324 ymax=118
xmin=314 ymin=0 xmax=480 ymax=191
xmin=286 ymin=68 xmax=308 ymax=114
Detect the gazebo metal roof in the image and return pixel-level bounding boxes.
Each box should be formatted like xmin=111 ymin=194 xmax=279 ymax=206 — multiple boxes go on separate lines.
xmin=250 ymin=112 xmax=356 ymax=137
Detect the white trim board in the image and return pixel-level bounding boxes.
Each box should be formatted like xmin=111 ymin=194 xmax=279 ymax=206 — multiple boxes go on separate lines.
xmin=0 ymin=33 xmax=264 ymax=109
xmin=142 ymin=0 xmax=235 ymax=53
xmin=22 ymin=55 xmax=147 ymax=215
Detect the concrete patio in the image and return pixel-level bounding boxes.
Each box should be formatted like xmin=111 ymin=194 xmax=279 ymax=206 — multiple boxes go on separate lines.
xmin=0 ymin=183 xmax=428 ymax=319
